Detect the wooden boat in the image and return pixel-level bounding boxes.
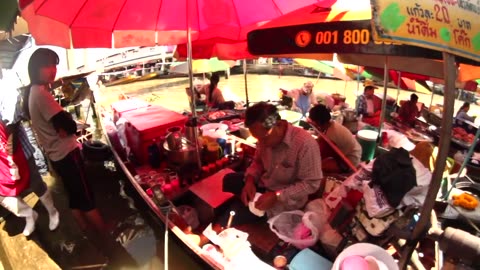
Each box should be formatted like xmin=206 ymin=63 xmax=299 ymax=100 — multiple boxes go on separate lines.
xmin=134 ymin=72 xmax=159 ymax=82
xmin=104 ymin=75 xmax=139 ymax=87
xmin=95 ymin=96 xmax=364 ymax=269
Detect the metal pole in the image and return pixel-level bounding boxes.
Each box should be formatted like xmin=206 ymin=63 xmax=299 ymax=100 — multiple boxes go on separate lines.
xmin=243 ymin=60 xmax=249 ymax=108
xmin=186 ymin=0 xmax=202 ymax=171
xmin=398 ymin=52 xmax=456 ymax=270
xmin=445 ymin=126 xmax=480 ymax=199
xmin=378 ymin=57 xmax=389 ymax=138
xmin=396 ymin=71 xmax=401 ymax=104
xmin=355 ymin=66 xmax=360 ymax=110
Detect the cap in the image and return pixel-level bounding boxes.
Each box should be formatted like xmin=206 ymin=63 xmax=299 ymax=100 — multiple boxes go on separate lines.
xmin=363 ymin=79 xmax=378 ymax=89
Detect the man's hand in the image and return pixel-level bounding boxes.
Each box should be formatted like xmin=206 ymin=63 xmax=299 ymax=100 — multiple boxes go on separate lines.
xmin=241 ymin=177 xmax=256 ymax=206
xmin=255 ymin=191 xmax=278 ymax=211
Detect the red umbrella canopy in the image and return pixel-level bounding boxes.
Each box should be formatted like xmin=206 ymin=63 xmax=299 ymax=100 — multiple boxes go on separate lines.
xmin=174 ymin=38 xmax=255 ymax=60
xmin=19 ymin=0 xmax=328 ymax=48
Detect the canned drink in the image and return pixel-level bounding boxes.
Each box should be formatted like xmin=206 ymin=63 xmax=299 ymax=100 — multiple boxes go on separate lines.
xmin=224 ymin=140 xmax=233 ymax=155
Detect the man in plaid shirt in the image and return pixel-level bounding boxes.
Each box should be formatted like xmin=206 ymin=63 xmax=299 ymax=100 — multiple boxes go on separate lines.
xmin=356 ymin=81 xmax=381 ymax=127
xmin=223 ymin=102 xmax=322 ymax=217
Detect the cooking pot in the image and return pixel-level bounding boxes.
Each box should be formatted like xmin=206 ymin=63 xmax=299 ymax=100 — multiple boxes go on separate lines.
xmin=163 ymin=140 xmax=197 ymax=166
xmin=165 ymin=126 xmax=183 ymax=150
xmin=342 ymin=109 xmax=357 ymax=122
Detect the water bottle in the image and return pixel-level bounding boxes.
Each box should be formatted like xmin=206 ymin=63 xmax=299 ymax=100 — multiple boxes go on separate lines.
xmin=148 ymin=139 xmax=161 ymax=168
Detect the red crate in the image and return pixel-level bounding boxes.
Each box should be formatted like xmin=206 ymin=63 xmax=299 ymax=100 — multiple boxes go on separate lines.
xmin=122 ymin=106 xmax=188 ymax=164
xmin=111 ymin=98 xmax=150 ymax=122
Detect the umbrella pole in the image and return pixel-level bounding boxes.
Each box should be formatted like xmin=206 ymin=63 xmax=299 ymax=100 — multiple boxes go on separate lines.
xmin=378 ymin=57 xmax=389 ymax=139
xmin=398 ymin=52 xmax=456 ymax=270
xmin=396 ymin=71 xmax=401 ymax=104
xmin=243 ymin=60 xmax=249 ymax=108
xmin=186 ymin=0 xmax=201 ymax=172
xmin=315 ymin=70 xmax=321 ymax=85
xmin=355 ymin=66 xmax=360 ymax=110
xmin=429 ymin=90 xmax=435 ymax=110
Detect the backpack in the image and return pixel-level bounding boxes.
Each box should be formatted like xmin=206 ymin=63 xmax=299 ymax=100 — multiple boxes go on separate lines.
xmin=370 ymin=147 xmax=417 ymax=207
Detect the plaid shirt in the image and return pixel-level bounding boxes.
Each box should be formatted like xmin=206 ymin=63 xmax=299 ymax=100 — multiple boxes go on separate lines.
xmin=356 ymin=94 xmax=368 ymax=117
xmin=0 ymin=89 xmax=36 ymax=159
xmin=246 ymin=121 xmax=323 ymax=216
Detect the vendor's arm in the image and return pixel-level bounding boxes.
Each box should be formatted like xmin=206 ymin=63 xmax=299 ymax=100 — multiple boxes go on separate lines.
xmin=51 ymin=111 xmax=77 ymax=136
xmin=242 ymin=147 xmax=264 ymax=205
xmin=458 ymin=111 xmax=476 ymax=122
xmin=277 ymin=137 xmax=323 ymax=203
xmin=212 ymin=88 xmax=225 ymax=104
xmin=245 ymin=145 xmax=264 ymax=183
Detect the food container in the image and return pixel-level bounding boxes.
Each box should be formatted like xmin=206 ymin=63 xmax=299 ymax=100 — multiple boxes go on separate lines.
xmin=200 ymin=123 xmax=228 ymax=139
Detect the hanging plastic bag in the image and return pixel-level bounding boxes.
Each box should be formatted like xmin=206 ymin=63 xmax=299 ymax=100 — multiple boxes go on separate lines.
xmin=268 ymin=210 xmax=318 ymax=249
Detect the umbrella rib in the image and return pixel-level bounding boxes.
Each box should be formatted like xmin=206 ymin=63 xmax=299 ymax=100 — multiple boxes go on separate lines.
xmin=153 ymin=0 xmax=164 ymax=39
xmin=270 ymin=0 xmax=282 ymax=15
xmin=69 ymin=0 xmax=90 ymax=28
xmin=111 ymin=0 xmax=129 ymax=46
xmin=195 ymin=0 xmax=201 ymax=40
xmin=230 ymin=0 xmax=242 ymax=40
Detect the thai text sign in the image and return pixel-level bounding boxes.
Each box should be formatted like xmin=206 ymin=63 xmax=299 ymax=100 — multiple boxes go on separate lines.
xmin=371 ymin=0 xmax=480 ymax=62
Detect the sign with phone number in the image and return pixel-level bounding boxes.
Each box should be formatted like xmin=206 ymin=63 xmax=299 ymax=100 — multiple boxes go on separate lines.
xmin=247 ymin=20 xmax=449 ymax=60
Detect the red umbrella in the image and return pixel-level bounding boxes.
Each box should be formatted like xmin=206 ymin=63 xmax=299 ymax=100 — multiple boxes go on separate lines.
xmin=19 ymin=0 xmax=327 ymax=48
xmin=174 ymin=38 xmax=255 ymax=60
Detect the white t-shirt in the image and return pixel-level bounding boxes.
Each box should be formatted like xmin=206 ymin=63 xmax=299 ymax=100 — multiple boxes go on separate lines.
xmin=28 ymin=85 xmax=78 ymax=161
xmin=325 ymin=122 xmax=362 ymax=166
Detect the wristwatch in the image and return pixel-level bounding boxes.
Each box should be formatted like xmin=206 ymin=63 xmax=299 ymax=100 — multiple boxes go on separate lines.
xmin=275 ymin=190 xmax=282 ymax=201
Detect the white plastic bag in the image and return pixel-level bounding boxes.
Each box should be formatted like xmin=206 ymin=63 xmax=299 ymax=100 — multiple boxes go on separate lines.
xmin=268 ymin=210 xmax=318 ymax=249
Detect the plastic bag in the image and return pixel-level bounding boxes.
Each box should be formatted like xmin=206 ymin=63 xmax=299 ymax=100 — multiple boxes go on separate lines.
xmin=268 ymin=210 xmax=318 ymax=249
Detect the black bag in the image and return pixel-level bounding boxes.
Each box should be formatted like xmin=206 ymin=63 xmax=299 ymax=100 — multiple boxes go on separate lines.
xmin=370 ymin=147 xmax=417 ymax=207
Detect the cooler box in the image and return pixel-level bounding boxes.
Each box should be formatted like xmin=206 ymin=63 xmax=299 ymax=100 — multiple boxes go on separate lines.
xmin=111 ymin=98 xmax=150 ymax=123
xmin=357 ymin=129 xmax=378 ymax=162
xmin=123 ymin=106 xmax=188 ymax=164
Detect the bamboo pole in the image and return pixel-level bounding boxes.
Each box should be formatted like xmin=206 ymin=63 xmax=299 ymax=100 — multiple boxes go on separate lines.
xmin=398 ymin=52 xmax=456 ymax=270
xmin=378 ymin=57 xmax=389 ymax=138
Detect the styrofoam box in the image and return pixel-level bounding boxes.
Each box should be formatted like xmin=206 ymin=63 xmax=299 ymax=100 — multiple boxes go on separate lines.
xmin=122 ymin=106 xmax=187 ymax=164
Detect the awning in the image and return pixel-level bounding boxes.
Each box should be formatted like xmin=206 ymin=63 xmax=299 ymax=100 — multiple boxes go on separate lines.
xmin=0 ymin=0 xmax=19 ymax=33
xmin=0 ymin=35 xmax=30 ymax=69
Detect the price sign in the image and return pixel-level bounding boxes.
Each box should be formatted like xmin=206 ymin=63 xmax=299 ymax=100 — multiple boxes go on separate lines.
xmin=371 ymin=0 xmax=480 ymax=62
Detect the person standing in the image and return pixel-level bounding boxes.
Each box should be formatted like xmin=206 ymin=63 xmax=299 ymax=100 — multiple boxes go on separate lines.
xmin=0 ymin=120 xmax=60 ymax=237
xmin=286 ymin=81 xmax=317 ymax=116
xmin=26 ymin=48 xmax=106 ymax=236
xmin=0 ymin=87 xmax=59 ymax=237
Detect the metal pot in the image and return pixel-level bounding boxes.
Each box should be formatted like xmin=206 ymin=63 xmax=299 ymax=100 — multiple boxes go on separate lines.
xmin=165 ymin=126 xmax=183 ymax=150
xmin=342 ymin=109 xmax=357 ymax=122
xmin=163 ymin=141 xmax=197 ymax=166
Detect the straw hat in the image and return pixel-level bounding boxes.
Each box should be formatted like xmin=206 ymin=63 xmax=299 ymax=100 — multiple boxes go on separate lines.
xmin=363 ymin=79 xmax=378 ymax=89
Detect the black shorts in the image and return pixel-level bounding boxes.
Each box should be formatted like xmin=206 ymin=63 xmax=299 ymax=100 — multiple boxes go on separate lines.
xmin=51 ymin=148 xmax=95 ymax=211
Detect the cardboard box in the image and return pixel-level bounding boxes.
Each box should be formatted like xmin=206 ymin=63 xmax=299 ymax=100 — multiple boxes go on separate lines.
xmin=189 ymin=169 xmax=234 ymax=224
xmin=111 ymin=98 xmax=150 ymax=123
xmin=122 ymin=106 xmax=187 ymax=164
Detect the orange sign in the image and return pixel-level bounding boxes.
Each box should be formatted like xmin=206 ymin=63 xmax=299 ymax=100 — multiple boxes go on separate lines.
xmin=371 ymin=0 xmax=480 ymax=62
